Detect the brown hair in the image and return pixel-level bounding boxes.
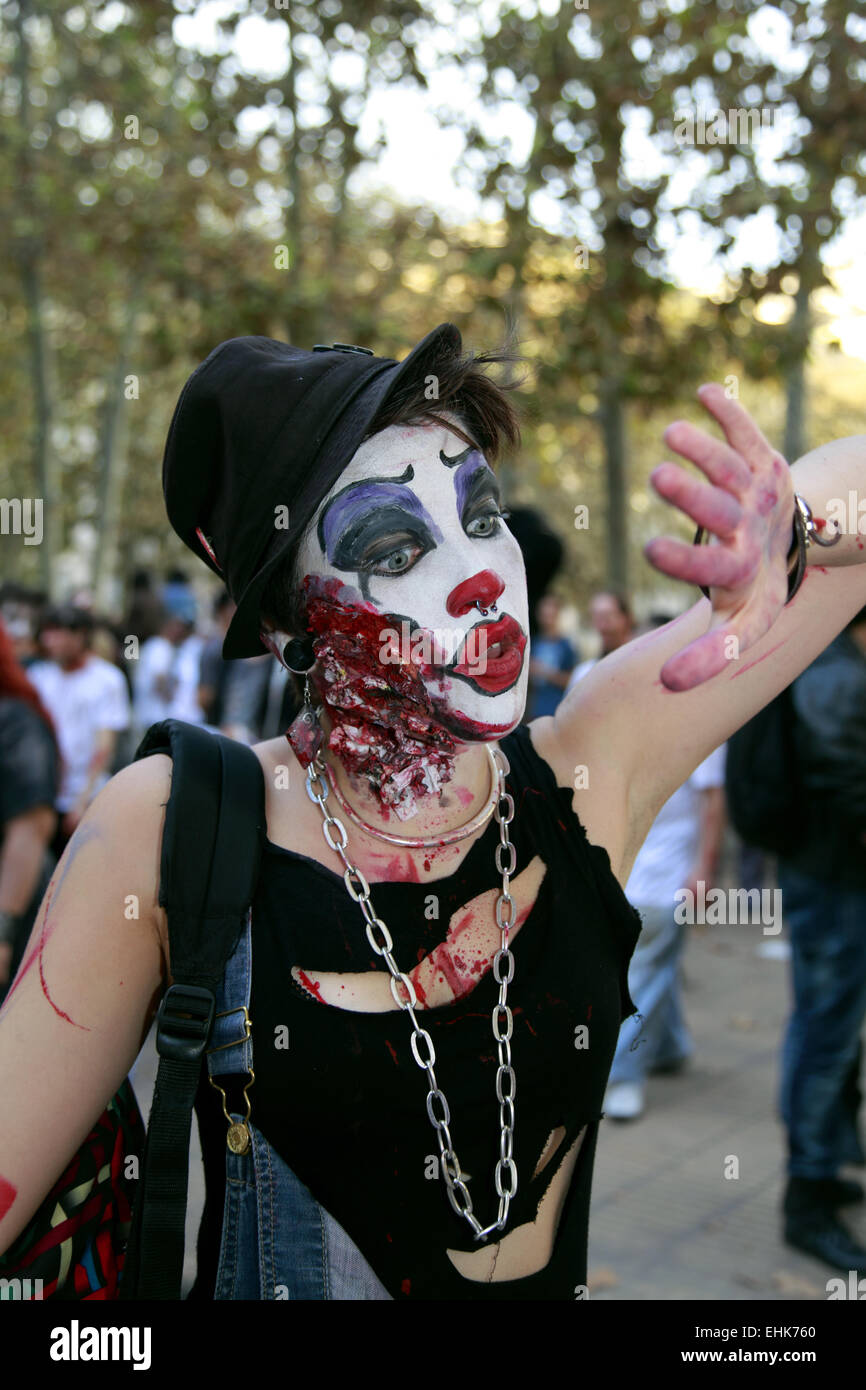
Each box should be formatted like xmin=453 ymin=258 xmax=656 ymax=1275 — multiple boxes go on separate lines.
xmin=261 ymin=331 xmax=528 ymax=638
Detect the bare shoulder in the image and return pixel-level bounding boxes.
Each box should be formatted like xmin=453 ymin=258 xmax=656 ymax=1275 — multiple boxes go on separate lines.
xmin=251 ymin=735 xmax=293 ymax=779
xmin=251 ymin=736 xmax=306 ymax=849
xmin=81 ymin=753 xmax=173 ymax=967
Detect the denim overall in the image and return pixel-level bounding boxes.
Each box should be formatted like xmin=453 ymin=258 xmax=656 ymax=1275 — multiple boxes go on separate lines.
xmin=205 ymin=913 xmax=392 ymax=1300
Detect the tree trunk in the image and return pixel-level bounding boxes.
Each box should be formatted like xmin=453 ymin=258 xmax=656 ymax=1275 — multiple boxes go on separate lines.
xmin=14 ymin=0 xmax=59 ymax=593
xmin=598 ymin=379 xmax=628 ymax=592
xmin=283 ymin=14 xmax=303 ymax=344
xmin=91 ymin=300 xmax=140 ymax=608
xmin=783 ymin=274 xmax=810 ymax=464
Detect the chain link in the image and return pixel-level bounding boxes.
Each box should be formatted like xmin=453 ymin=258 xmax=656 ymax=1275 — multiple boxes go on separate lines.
xmin=305 ymin=745 xmax=518 ymax=1242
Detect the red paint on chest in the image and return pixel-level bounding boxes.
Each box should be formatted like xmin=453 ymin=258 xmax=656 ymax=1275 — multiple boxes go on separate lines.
xmin=0 ymin=1174 xmax=17 ymax=1220
xmin=376 ymin=854 xmax=422 ymax=883
xmin=385 ymin=1040 xmax=399 ymax=1066
xmin=296 ymin=968 xmax=327 ymax=1004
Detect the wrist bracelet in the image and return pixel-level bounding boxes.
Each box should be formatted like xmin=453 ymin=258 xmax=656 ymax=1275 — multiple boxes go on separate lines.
xmin=692 ymin=494 xmax=842 ymax=603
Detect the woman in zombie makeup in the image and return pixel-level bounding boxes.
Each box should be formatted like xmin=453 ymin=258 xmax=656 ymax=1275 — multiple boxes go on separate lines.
xmin=2 ymin=323 xmax=866 ymax=1299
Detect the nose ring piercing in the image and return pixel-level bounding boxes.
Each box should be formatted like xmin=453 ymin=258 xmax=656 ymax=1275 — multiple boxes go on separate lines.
xmin=475 ymin=600 xmax=498 ymax=616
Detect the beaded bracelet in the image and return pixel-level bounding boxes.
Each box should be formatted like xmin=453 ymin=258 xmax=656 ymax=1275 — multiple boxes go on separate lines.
xmin=692 ymin=495 xmax=842 ymax=603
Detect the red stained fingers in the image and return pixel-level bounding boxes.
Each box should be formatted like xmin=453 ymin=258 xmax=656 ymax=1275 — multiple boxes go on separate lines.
xmin=644 ymin=535 xmax=759 ymax=592
xmin=650 ymin=462 xmax=743 ymax=537
xmin=693 ymin=383 xmax=781 ymax=472
xmin=662 ymin=417 xmax=754 ymax=496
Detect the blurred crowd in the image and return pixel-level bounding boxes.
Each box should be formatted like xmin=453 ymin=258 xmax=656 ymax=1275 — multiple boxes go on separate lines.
xmin=0 ymin=569 xmax=300 ymax=992
xmin=1 ymin=568 xmax=864 ymax=1279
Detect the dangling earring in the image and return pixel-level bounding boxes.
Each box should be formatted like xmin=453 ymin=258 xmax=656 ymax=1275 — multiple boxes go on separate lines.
xmin=279 ymin=634 xmax=323 ymax=767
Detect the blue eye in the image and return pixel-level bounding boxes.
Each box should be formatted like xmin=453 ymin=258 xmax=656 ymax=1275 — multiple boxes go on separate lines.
xmin=465 ymin=507 xmax=509 ymax=539
xmin=367 ymin=541 xmax=425 ymax=576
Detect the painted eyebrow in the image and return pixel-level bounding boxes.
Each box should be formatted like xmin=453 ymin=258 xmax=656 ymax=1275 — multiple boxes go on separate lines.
xmin=318 ymin=465 xmax=443 ymax=560
xmin=439 ymin=444 xmax=476 ymax=468
xmin=454 ymin=453 xmax=501 ymax=517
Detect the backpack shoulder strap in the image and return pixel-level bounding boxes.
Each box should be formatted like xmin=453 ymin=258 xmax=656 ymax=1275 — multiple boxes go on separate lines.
xmin=138 ymin=717 xmax=265 ymax=988
xmin=120 ymin=718 xmax=265 ymax=1300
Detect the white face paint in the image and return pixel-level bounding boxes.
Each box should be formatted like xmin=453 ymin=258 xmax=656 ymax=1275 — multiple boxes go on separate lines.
xmin=296 ymin=418 xmax=530 ymax=742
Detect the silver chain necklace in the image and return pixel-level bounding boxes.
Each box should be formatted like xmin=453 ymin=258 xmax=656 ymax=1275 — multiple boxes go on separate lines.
xmin=304 ymin=745 xmax=519 ymax=1242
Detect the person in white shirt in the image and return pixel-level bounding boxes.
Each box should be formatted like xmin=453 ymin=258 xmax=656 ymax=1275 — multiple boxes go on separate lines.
xmin=133 ymin=592 xmax=205 ymax=737
xmin=29 ymin=606 xmax=131 ymax=847
xmin=569 ymin=612 xmax=726 ymax=1119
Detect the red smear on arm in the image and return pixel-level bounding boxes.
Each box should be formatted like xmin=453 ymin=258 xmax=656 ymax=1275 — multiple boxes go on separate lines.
xmin=0 ymin=1174 xmax=17 ymax=1220
xmin=38 ymin=950 xmax=90 ymax=1031
xmin=729 ymin=638 xmax=788 ymax=680
xmin=1 ymin=880 xmax=88 ymax=1029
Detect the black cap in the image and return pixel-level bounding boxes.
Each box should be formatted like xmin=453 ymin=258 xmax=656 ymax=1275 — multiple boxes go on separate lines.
xmin=162 ymin=323 xmax=461 ymax=658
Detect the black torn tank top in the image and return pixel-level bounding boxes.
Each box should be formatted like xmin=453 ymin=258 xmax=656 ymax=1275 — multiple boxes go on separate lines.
xmin=192 ymin=722 xmax=642 ymax=1300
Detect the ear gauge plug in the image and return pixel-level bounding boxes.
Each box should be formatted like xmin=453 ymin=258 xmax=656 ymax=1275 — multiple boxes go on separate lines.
xmin=261 ymin=630 xmax=316 ymax=672
xmin=283 ymin=637 xmax=316 ymax=672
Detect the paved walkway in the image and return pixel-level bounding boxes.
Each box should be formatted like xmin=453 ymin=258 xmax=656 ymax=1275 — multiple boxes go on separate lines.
xmin=588 ymin=910 xmax=866 ymax=1301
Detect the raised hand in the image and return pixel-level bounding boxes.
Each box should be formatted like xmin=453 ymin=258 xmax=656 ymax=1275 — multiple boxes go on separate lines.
xmin=644 ymin=384 xmax=796 ymax=692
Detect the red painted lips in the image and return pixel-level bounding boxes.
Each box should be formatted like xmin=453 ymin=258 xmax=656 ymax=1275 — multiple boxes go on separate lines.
xmin=452 ymin=614 xmax=527 ymax=694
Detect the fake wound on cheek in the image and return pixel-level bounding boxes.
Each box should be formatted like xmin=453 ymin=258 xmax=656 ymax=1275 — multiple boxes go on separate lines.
xmin=292 ymin=576 xmax=459 ymax=819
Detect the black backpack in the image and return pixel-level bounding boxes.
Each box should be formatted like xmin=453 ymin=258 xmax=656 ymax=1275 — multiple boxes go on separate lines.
xmin=724 ymin=684 xmax=806 ymax=858
xmin=117 ymin=719 xmax=265 ymax=1299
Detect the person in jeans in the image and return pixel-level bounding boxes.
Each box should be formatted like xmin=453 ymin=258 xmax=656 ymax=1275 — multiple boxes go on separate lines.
xmin=526 ymin=594 xmax=579 ymax=719
xmin=777 ymin=605 xmax=866 ymax=1274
